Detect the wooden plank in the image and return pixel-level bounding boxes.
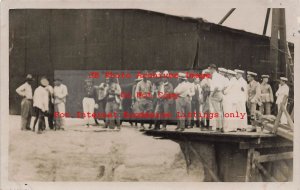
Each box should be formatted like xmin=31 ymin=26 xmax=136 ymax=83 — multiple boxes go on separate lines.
xmin=281 ymin=105 xmax=294 ymax=131
xmin=263 ymin=122 xmax=293 ymax=141
xmin=255 ymin=152 xmax=293 ymax=163
xmin=245 ymin=148 xmax=255 ymax=182
xmin=239 ymin=141 xmax=293 ymax=149
xmin=189 ymin=145 xmax=220 ymax=182
xmin=255 ymin=161 xmax=277 ymax=182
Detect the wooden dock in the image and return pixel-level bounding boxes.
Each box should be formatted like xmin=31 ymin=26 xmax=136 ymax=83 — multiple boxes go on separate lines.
xmin=143 ymin=127 xmax=293 ymax=182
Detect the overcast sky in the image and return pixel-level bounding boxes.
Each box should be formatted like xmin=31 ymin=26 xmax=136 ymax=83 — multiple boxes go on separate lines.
xmin=146 ymin=7 xmax=298 ymax=43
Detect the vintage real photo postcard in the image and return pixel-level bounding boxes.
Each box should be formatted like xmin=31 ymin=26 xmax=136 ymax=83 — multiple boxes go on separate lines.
xmin=1 ymin=0 xmax=299 ymax=189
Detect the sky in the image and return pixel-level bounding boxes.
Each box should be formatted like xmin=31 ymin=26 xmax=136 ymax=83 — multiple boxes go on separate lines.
xmin=145 ymin=7 xmax=298 ymax=43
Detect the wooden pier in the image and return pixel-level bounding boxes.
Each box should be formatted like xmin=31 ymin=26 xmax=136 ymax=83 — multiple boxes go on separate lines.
xmin=144 ymin=128 xmax=293 ymax=182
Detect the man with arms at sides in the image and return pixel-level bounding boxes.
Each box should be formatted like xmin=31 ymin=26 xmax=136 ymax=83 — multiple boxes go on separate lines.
xmin=53 ymin=78 xmax=68 ymax=130
xmin=16 ymin=74 xmax=34 ymax=131
xmin=234 ymin=69 xmax=248 ymax=131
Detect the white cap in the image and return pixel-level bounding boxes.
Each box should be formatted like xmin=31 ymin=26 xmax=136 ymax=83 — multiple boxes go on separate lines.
xmin=163 ymin=70 xmax=169 ymax=75
xmin=202 ymin=69 xmax=210 ymax=74
xmin=280 ymin=77 xmax=288 ymax=81
xmin=135 ymin=76 xmax=143 ymax=81
xmin=234 ymin=69 xmax=244 ymax=74
xmin=227 ymin=69 xmax=236 ymax=75
xmin=247 ymin=71 xmax=257 ymax=76
xmin=218 ymin=68 xmax=227 ymax=73
xmin=261 ymin=75 xmax=270 ymax=78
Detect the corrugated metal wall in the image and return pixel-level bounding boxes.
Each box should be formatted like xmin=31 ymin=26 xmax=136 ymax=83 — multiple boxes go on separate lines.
xmin=9 ymin=9 xmax=287 ymax=115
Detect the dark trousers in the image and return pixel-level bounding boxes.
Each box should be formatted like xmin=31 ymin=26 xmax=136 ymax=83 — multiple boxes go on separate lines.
xmin=191 ymin=100 xmax=200 ymax=127
xmin=33 ymin=107 xmax=46 ymax=132
xmin=48 ymin=102 xmax=54 ymax=129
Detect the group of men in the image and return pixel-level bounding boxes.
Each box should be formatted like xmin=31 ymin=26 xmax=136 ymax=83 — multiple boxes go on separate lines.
xmin=131 ymin=65 xmax=290 ymax=132
xmin=16 ymin=66 xmax=290 ymax=133
xmin=16 ymin=74 xmax=68 ymax=133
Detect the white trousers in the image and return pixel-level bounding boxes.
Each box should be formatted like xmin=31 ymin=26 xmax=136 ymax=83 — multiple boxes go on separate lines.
xmin=82 ymin=97 xmax=95 ymax=125
xmin=236 ymin=100 xmax=248 ymax=129
xmin=223 ymin=97 xmax=239 ymax=131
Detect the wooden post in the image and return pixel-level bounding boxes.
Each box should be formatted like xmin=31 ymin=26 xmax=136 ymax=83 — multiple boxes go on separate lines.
xmin=270 ymin=8 xmax=280 ymax=80
xmin=245 ymin=148 xmax=255 ymax=182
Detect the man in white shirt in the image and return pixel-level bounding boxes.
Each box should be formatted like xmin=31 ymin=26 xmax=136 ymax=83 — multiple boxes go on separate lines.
xmin=16 ymin=74 xmax=34 ymax=130
xmin=235 ymin=69 xmax=248 ymax=130
xmin=33 ymin=77 xmax=49 ymax=134
xmin=54 ymin=78 xmax=68 ymax=130
xmin=223 ymin=70 xmax=239 ymax=132
xmin=200 ymin=69 xmax=211 ymax=130
xmin=275 ymin=77 xmax=289 ymax=124
xmin=208 ymin=64 xmax=224 ymax=131
xmin=174 ymin=73 xmax=191 ymax=131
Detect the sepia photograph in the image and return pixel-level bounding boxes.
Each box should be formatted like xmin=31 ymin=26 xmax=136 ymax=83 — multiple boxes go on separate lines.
xmin=1 ymin=0 xmax=299 ymax=189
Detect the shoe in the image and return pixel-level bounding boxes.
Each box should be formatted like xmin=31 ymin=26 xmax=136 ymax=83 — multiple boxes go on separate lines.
xmin=175 ymin=127 xmax=180 ymax=131
xmin=161 ymin=127 xmax=166 ymax=131
xmin=179 ymin=128 xmax=185 ymax=132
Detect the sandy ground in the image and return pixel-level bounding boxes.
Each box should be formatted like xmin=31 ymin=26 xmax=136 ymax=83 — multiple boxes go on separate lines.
xmin=8 ymin=115 xmax=204 ymax=182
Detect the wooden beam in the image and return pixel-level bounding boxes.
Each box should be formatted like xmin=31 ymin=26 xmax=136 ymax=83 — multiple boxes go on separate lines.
xmin=255 ymin=161 xmax=278 ymax=182
xmin=254 ymin=152 xmax=293 ymax=163
xmin=262 ymin=122 xmax=293 ymax=141
xmin=281 ymin=105 xmax=294 ymax=131
xmin=270 ymin=8 xmax=280 ymax=80
xmin=263 ymin=8 xmax=271 ymax=35
xmin=245 ymin=148 xmax=255 ymax=182
xmin=218 ymin=8 xmax=236 ymax=25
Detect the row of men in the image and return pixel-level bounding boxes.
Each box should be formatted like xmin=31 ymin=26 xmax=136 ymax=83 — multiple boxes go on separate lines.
xmin=16 ymin=66 xmax=290 ymax=133
xmin=16 ymin=74 xmax=68 ymax=133
xmin=130 ymin=65 xmax=290 ymax=132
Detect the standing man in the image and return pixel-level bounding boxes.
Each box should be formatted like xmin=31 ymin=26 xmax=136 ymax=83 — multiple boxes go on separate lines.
xmin=208 ymin=64 xmax=224 ymax=131
xmin=186 ymin=76 xmax=195 ymax=128
xmin=247 ymin=71 xmax=261 ymax=131
xmin=235 ymin=69 xmax=248 ymax=130
xmin=260 ymin=75 xmax=274 ymax=115
xmin=223 ymin=70 xmax=239 ymax=132
xmin=45 ymin=82 xmax=54 ymax=130
xmin=200 ymin=69 xmax=211 ymax=130
xmin=82 ymin=78 xmax=96 ymax=127
xmin=105 ymin=78 xmax=122 ymax=130
xmin=191 ymin=78 xmax=202 ymax=128
xmin=155 ymin=70 xmax=174 ymax=130
xmin=174 ymin=72 xmax=191 ymax=131
xmin=33 ymin=77 xmax=49 ymax=134
xmin=130 ymin=76 xmax=143 ymax=127
xmin=135 ymin=71 xmax=153 ymax=130
xmin=275 ymin=77 xmax=289 ymax=124
xmin=53 ymin=78 xmax=68 ymax=130
xmin=16 ymin=74 xmax=34 ymax=130
xmin=95 ymin=78 xmax=109 ymax=127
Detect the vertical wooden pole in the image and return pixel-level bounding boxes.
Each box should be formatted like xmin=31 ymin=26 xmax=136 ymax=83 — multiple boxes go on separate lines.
xmin=245 ymin=148 xmax=255 ymax=182
xmin=270 ymin=9 xmax=280 ymax=80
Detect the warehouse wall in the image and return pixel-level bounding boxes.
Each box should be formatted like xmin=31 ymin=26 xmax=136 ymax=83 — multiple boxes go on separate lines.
xmin=9 ymin=9 xmax=289 ymax=115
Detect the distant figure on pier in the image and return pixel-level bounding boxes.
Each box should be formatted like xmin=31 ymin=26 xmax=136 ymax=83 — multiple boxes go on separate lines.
xmin=259 ymin=75 xmax=274 ymax=115
xmin=275 ymin=77 xmax=289 ymax=124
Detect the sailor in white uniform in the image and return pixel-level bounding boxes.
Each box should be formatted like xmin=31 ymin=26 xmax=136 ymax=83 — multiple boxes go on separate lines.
xmin=223 ymin=70 xmax=240 ymax=132
xmin=234 ymin=69 xmax=248 ymax=130
xmin=275 ymin=77 xmax=289 ymax=124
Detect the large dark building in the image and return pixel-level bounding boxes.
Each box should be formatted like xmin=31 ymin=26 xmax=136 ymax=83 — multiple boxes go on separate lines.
xmin=9 ymin=9 xmax=294 ymax=115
